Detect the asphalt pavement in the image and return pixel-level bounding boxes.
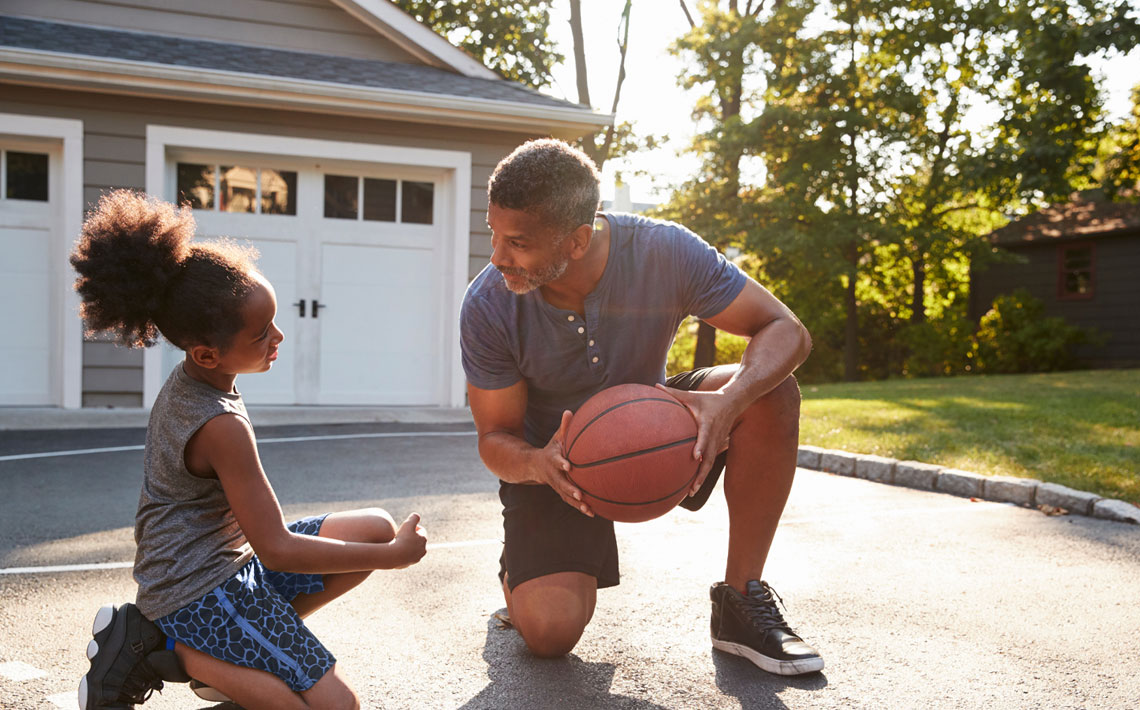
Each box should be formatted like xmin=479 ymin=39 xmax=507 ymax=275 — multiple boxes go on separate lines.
xmin=1 ymin=418 xmax=1138 ymax=709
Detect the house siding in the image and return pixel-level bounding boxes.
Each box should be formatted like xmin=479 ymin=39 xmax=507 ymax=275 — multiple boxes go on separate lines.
xmin=1 ymin=82 xmax=532 ymax=405
xmin=3 ymin=0 xmax=423 ymax=63
xmin=971 ymin=231 xmax=1140 ymax=367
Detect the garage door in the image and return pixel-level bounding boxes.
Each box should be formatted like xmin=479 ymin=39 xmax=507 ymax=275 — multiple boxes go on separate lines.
xmin=162 ymin=157 xmax=444 ymax=406
xmin=0 ymin=145 xmax=55 ymax=405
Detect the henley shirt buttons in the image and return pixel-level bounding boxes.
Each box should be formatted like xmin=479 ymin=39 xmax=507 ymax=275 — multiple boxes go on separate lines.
xmin=567 ymin=315 xmax=576 ymax=321
xmin=589 ymin=340 xmax=595 ymax=346
xmin=578 ymin=326 xmax=585 ymax=334
xmin=592 ymin=356 xmax=599 ymax=363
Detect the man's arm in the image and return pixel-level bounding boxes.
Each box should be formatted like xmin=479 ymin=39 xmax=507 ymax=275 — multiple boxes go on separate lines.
xmin=467 ymin=381 xmax=594 ymax=516
xmin=660 ymin=277 xmax=811 ymax=487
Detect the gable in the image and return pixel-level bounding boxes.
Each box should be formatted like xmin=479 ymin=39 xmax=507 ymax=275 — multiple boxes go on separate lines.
xmin=2 ymin=0 xmax=426 ymax=66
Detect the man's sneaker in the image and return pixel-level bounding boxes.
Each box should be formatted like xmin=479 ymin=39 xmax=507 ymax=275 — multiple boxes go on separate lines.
xmin=710 ymin=580 xmax=824 ymax=675
xmin=78 ymin=603 xmax=172 ymax=709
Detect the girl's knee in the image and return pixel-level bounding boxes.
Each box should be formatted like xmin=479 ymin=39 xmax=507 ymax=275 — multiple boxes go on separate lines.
xmin=362 ymin=507 xmax=397 ymax=544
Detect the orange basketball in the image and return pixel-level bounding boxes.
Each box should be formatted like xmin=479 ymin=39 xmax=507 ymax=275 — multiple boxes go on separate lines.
xmin=563 ymin=383 xmax=700 ymax=523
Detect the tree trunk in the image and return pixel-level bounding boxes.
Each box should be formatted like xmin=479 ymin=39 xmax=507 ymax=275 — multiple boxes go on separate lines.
xmin=910 ymin=251 xmax=926 ymax=324
xmin=693 ymin=320 xmax=718 ymax=369
xmin=844 ymin=244 xmax=859 ymax=381
xmin=568 ymin=0 xmax=590 ymax=107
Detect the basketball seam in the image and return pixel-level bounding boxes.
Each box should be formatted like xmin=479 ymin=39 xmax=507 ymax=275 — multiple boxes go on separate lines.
xmin=565 ymin=395 xmax=690 ymax=457
xmin=567 ymin=465 xmax=701 ymax=507
xmin=568 ymin=436 xmax=696 ymax=468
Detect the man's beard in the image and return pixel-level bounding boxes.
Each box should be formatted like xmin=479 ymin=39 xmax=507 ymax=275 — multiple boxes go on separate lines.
xmin=497 ymin=256 xmax=568 ymax=294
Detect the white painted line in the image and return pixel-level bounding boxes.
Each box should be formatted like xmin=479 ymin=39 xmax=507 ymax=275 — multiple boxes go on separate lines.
xmin=0 ymin=540 xmax=501 ymax=576
xmin=0 ymin=430 xmax=477 ymax=462
xmin=0 ymin=660 xmax=47 ymax=681
xmin=0 ymin=561 xmax=133 ymax=575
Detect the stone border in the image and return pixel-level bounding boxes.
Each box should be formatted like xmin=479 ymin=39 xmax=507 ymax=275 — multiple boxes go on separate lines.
xmin=797 ymin=445 xmax=1140 ymax=525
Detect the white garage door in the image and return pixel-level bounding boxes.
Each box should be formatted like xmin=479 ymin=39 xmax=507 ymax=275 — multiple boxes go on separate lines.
xmin=0 ymin=145 xmax=56 ymax=405
xmin=162 ymin=156 xmax=445 ymax=406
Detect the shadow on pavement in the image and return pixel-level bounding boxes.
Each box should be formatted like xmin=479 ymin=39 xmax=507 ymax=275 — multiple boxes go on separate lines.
xmin=712 ymin=651 xmax=827 ymax=709
xmin=458 ymin=611 xmax=671 ymax=710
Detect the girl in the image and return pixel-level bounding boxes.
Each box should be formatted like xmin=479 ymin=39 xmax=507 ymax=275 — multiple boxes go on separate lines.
xmin=72 ymin=190 xmax=427 ymax=710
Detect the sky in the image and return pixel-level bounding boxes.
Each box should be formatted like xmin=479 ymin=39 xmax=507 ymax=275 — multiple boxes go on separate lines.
xmin=539 ymin=1 xmax=1140 ymax=206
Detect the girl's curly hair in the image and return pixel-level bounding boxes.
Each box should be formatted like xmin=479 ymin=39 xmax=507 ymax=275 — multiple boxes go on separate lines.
xmin=488 ymin=139 xmax=601 ymax=237
xmin=70 ymin=190 xmax=261 ymax=350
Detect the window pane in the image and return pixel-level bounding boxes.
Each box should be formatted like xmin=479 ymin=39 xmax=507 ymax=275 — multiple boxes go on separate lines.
xmin=220 ymin=165 xmax=256 ymax=213
xmin=401 ymin=181 xmax=434 ymax=224
xmin=261 ymin=169 xmax=297 ymax=215
xmin=6 ymin=151 xmax=49 ymax=201
xmin=1064 ymin=252 xmax=1091 ymax=270
xmin=324 ymin=175 xmax=358 ymax=219
xmin=176 ymin=163 xmax=215 ymax=209
xmin=363 ymin=178 xmax=396 ymax=222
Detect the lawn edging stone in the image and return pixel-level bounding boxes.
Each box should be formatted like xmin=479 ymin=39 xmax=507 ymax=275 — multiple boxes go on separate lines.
xmin=1036 ymin=482 xmax=1101 ymax=516
xmin=935 ymin=468 xmax=987 ymax=498
xmin=1092 ymin=499 xmax=1140 ymax=524
xmin=796 ymin=446 xmax=1135 ymax=524
xmin=894 ymin=461 xmax=942 ymax=490
xmin=819 ymin=450 xmax=857 ymax=477
xmin=854 ymin=454 xmax=895 ymax=484
xmin=984 ymin=475 xmax=1038 ymax=507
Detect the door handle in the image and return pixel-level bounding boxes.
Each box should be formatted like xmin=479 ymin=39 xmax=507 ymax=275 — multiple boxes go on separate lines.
xmin=312 ymin=300 xmax=326 ymax=318
xmin=292 ymin=300 xmax=306 ymax=318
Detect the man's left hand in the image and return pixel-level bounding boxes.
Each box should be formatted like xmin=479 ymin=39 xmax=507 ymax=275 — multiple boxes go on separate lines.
xmin=655 ymin=384 xmax=739 ymax=496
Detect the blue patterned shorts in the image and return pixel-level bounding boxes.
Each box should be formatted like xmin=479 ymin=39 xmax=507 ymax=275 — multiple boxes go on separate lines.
xmin=154 ymin=514 xmax=335 ymax=692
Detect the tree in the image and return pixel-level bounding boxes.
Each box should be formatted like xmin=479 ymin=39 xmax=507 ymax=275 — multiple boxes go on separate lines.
xmin=665 ymin=0 xmax=1139 ymax=381
xmin=1099 ymin=84 xmax=1140 ymax=197
xmin=391 ymin=1 xmax=562 ymax=89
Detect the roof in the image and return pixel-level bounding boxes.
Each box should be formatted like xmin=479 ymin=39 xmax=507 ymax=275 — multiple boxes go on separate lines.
xmin=0 ymin=15 xmax=611 ymax=137
xmin=991 ymin=191 xmax=1140 ymax=246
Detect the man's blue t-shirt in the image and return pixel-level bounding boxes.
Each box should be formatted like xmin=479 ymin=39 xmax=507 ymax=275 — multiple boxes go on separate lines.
xmin=460 ymin=212 xmax=747 ymax=447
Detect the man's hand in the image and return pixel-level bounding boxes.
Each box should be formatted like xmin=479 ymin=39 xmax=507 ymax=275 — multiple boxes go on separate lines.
xmin=389 ymin=512 xmax=428 ymax=569
xmin=534 ymin=410 xmax=594 ymax=517
xmin=656 ymin=384 xmax=739 ymax=496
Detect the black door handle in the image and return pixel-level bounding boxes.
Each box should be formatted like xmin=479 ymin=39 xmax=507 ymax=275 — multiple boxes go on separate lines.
xmin=312 ymin=300 xmax=326 ymax=318
xmin=292 ymin=300 xmax=306 ymax=317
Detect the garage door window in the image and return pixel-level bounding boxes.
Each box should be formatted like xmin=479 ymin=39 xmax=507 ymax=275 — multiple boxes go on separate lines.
xmin=177 ymin=162 xmax=297 ymax=215
xmin=323 ymin=174 xmax=433 ymax=224
xmin=3 ymin=150 xmax=49 ymax=202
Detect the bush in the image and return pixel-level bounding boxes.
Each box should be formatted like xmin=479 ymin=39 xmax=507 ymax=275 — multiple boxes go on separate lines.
xmin=898 ymin=316 xmax=977 ymax=377
xmin=973 ymin=289 xmax=1090 ymax=373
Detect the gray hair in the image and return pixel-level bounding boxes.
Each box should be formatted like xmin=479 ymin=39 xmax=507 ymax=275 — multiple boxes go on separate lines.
xmin=488 ymin=139 xmax=601 ymax=236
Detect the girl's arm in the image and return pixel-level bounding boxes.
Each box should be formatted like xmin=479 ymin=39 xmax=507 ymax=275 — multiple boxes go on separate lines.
xmin=187 ymin=413 xmax=426 ymax=574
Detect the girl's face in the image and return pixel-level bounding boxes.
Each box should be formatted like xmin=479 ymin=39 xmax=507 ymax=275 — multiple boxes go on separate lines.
xmin=219 ymin=274 xmax=284 ymax=375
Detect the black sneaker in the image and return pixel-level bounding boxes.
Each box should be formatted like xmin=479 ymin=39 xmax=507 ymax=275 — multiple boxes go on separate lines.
xmin=710 ymin=580 xmax=824 ymax=675
xmin=78 ymin=603 xmax=175 ymax=709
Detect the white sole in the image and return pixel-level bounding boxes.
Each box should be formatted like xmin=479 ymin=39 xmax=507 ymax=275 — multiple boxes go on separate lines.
xmin=192 ymin=683 xmax=234 ymax=703
xmin=77 ymin=676 xmax=89 ymax=710
xmin=711 ymin=638 xmax=825 ymax=675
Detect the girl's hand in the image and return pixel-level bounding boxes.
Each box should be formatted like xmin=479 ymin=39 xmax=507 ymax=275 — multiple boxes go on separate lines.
xmin=389 ymin=512 xmax=428 ymax=569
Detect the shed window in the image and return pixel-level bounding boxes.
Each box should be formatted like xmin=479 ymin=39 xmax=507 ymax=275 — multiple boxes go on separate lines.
xmin=1058 ymin=244 xmax=1094 ymax=300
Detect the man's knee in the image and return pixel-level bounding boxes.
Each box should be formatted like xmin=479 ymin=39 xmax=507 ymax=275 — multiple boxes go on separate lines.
xmin=514 ymin=608 xmax=588 ymax=658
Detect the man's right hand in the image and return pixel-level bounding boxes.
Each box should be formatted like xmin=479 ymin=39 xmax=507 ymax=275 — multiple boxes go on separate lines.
xmin=534 ymin=410 xmax=594 ymax=517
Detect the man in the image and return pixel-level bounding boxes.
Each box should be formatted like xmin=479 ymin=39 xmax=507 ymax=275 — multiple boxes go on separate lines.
xmin=459 ymin=138 xmax=822 ymax=675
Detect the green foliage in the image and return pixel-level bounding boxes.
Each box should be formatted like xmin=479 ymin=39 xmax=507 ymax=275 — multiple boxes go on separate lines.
xmin=666 ymin=317 xmax=749 ymax=376
xmin=662 ymin=0 xmax=1140 ymax=382
xmin=1098 ymin=84 xmax=1140 ymax=198
xmin=390 ymin=0 xmax=561 ymax=88
xmin=973 ymin=289 xmax=1090 ymax=373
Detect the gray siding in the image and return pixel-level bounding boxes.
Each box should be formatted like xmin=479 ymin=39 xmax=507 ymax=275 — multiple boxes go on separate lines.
xmin=1 ymin=82 xmax=533 ymax=405
xmin=3 ymin=0 xmax=423 ymax=63
xmin=971 ymin=232 xmax=1140 ymax=367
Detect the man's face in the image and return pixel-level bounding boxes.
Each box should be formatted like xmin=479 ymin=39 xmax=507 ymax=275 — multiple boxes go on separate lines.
xmin=487 ymin=203 xmax=569 ymax=295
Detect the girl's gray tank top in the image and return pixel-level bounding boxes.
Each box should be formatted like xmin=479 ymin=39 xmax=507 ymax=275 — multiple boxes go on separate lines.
xmin=133 ymin=364 xmax=255 ymax=620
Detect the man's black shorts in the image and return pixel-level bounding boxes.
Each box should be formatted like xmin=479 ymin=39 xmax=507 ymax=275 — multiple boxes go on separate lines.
xmin=498 ymin=368 xmax=728 ymax=591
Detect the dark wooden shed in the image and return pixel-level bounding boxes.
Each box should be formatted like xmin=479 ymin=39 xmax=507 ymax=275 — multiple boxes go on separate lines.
xmin=969 ymin=192 xmax=1140 ymax=368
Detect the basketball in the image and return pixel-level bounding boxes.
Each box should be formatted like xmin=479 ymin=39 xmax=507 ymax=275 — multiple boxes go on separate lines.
xmin=563 ymin=383 xmax=701 ymax=523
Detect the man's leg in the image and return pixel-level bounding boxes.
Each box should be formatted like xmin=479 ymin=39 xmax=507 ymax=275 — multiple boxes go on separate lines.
xmin=692 ymin=365 xmax=823 ymax=675
xmin=692 ymin=365 xmax=799 ymax=588
xmin=502 ymin=571 xmax=597 ymax=657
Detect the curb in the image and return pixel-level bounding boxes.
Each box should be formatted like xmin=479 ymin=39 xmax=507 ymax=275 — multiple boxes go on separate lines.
xmin=797 ymin=446 xmax=1140 ymax=525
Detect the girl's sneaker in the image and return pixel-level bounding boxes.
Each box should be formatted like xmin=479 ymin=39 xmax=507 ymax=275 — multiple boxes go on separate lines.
xmin=78 ymin=603 xmax=167 ymax=709
xmin=189 ymin=679 xmax=235 ymax=704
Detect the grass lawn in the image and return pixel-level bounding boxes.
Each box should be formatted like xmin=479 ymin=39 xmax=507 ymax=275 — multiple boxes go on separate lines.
xmin=798 ymin=370 xmax=1140 ymax=504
